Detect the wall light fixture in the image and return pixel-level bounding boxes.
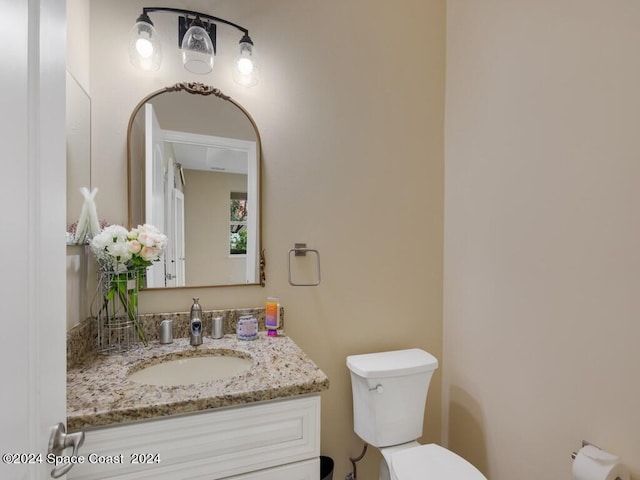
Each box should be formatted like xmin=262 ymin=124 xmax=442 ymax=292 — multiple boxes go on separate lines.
xmin=128 ymin=7 xmax=258 ymax=87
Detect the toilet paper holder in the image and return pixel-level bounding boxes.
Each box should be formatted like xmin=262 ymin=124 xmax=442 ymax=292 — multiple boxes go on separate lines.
xmin=571 ymin=441 xmax=623 ymax=480
xmin=571 ymin=440 xmax=598 ymax=460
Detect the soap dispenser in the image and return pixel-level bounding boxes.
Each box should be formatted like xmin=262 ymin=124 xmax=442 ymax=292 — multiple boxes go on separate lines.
xmin=190 ymin=297 xmax=203 ymax=346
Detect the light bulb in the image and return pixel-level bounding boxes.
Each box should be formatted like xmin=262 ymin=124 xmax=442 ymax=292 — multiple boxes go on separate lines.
xmin=237 ymin=57 xmax=254 ymax=75
xmin=128 ymin=16 xmax=162 ymax=71
xmin=233 ymin=41 xmax=258 ymax=87
xmin=135 ymin=38 xmax=153 ymax=59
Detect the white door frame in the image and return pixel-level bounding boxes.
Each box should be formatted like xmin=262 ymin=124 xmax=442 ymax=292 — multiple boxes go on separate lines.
xmin=0 ymin=0 xmax=68 ymax=479
xmin=145 ymin=103 xmax=167 ymax=288
xmin=173 ymin=189 xmax=186 ymax=286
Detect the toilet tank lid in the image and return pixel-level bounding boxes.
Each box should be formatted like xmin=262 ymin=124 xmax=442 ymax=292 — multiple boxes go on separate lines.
xmin=346 ymin=349 xmax=438 ymax=378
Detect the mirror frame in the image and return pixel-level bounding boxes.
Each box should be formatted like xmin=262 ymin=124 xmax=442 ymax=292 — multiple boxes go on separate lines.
xmin=126 ymin=82 xmax=265 ymax=288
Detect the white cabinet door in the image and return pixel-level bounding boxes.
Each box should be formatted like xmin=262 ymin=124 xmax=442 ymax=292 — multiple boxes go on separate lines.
xmin=69 ymin=395 xmax=320 ymax=480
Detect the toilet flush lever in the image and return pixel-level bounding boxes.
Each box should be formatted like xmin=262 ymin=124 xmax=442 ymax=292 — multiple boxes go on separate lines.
xmin=369 ymin=384 xmax=384 ymax=394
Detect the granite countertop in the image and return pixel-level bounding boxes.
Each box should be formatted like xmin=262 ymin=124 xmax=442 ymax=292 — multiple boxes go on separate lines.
xmin=67 ymin=333 xmax=329 ymax=431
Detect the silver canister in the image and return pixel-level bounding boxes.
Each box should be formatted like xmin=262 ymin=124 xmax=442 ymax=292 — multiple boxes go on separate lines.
xmin=212 ymin=316 xmax=224 ymax=339
xmin=159 ymin=318 xmax=174 ymax=344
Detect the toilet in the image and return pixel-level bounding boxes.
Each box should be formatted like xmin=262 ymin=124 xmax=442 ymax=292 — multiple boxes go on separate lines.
xmin=347 ymin=348 xmax=487 ymax=480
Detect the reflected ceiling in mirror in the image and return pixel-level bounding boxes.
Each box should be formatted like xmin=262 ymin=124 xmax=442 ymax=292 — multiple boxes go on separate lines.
xmin=127 ymin=83 xmax=264 ymax=289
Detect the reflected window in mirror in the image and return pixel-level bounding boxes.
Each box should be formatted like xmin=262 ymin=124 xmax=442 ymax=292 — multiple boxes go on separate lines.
xmin=230 ymin=192 xmax=248 ymax=256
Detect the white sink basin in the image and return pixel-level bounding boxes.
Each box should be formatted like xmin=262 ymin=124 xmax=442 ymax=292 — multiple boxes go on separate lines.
xmin=128 ymin=354 xmax=253 ymax=386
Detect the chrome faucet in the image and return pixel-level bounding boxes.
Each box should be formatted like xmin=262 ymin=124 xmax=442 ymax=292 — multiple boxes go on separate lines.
xmin=190 ymin=297 xmax=203 ymax=347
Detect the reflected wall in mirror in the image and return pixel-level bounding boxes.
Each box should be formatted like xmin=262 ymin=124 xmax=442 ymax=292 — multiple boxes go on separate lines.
xmin=127 ymin=83 xmax=264 ymax=289
xmin=66 ymin=71 xmax=91 ymax=240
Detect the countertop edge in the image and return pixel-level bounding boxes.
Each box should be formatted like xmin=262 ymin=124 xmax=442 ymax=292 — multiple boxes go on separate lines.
xmin=67 ymin=334 xmax=329 ymax=431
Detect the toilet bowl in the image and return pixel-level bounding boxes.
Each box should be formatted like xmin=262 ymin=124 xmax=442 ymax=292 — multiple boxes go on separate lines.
xmin=384 ymin=443 xmax=486 ymax=480
xmin=347 ymin=349 xmax=486 ymax=480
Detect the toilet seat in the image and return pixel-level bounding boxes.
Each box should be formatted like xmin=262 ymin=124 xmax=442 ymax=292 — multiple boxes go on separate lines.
xmin=390 ymin=444 xmax=486 ymax=480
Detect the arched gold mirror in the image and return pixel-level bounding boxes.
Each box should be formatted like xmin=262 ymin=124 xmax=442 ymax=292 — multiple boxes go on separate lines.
xmin=127 ymin=83 xmax=264 ymax=289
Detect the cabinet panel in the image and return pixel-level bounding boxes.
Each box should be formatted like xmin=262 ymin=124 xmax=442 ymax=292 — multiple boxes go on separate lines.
xmin=68 ymin=395 xmax=320 ymax=480
xmin=229 ymin=458 xmax=319 ymax=480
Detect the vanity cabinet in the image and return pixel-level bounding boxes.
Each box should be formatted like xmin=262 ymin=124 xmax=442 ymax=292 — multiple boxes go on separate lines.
xmin=68 ymin=395 xmax=320 ymax=480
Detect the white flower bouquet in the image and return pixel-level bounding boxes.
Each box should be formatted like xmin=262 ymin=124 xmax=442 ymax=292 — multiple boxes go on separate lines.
xmin=90 ymin=224 xmax=167 ymax=348
xmin=90 ymin=224 xmax=168 ymax=272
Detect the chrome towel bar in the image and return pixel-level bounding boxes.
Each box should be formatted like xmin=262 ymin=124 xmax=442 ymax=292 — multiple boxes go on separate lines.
xmin=288 ymin=243 xmax=321 ymax=286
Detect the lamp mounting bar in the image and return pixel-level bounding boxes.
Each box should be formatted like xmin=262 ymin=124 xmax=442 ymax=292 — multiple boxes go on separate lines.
xmin=141 ymin=7 xmax=249 ymax=35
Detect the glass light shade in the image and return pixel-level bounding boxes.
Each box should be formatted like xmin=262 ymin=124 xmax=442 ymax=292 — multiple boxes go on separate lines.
xmin=181 ymin=25 xmax=214 ymax=74
xmin=233 ymin=42 xmax=259 ymax=87
xmin=128 ymin=20 xmax=162 ymax=71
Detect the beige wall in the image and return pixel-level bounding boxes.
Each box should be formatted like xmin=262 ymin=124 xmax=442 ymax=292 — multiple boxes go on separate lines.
xmin=444 ymin=1 xmax=640 ymax=479
xmin=86 ymin=1 xmax=445 ymax=478
xmin=151 ymin=90 xmax=257 ymax=141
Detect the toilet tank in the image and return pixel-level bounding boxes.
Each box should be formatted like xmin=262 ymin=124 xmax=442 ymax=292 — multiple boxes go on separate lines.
xmin=347 ymin=349 xmax=438 ymax=447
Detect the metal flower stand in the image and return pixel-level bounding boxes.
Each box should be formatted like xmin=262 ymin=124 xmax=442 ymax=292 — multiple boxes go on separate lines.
xmin=95 ymin=268 xmax=146 ymax=353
